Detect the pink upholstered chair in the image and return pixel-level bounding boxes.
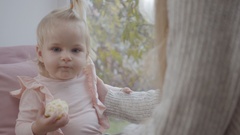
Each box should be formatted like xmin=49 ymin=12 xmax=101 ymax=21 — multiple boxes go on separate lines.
xmin=0 ymin=45 xmax=38 ymax=135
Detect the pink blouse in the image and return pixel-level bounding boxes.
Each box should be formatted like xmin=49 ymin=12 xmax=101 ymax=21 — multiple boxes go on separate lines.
xmin=10 ymin=60 xmax=109 ymax=135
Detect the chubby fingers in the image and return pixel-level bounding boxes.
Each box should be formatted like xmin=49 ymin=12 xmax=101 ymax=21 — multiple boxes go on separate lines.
xmin=55 ymin=113 xmax=69 ymax=127
xmin=121 ymin=87 xmax=132 ymax=94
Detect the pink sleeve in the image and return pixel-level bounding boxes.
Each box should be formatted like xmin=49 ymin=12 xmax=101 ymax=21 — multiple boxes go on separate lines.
xmin=96 ymin=76 xmax=123 ymax=103
xmin=15 ymin=89 xmax=43 ymax=135
xmin=96 ymin=77 xmax=108 ymax=103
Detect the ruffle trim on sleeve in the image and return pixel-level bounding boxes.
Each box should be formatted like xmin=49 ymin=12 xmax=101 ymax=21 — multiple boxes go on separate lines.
xmin=10 ymin=76 xmax=54 ymax=103
xmin=10 ymin=76 xmax=64 ymax=135
xmin=84 ymin=58 xmax=110 ymax=132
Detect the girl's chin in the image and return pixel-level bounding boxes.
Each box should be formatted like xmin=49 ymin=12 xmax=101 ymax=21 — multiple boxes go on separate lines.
xmin=51 ymin=74 xmax=76 ymax=80
xmin=58 ymin=76 xmax=75 ymax=80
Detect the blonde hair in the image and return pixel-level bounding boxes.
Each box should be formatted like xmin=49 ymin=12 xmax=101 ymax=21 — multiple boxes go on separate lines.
xmin=155 ymin=0 xmax=168 ymax=90
xmin=36 ymin=0 xmax=90 ymax=74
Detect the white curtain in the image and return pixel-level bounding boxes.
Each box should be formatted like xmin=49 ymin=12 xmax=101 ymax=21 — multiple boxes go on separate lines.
xmin=138 ymin=0 xmax=155 ymax=24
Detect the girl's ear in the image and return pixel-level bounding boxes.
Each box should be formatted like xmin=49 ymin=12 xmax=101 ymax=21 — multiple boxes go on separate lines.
xmin=36 ymin=45 xmax=43 ymax=62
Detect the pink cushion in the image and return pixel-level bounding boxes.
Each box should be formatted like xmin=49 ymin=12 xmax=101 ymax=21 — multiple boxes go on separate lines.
xmin=0 ymin=45 xmax=37 ymax=64
xmin=0 ymin=45 xmax=38 ymax=135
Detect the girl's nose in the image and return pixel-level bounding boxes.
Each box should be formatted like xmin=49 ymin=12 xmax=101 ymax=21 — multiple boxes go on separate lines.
xmin=61 ymin=52 xmax=72 ymax=62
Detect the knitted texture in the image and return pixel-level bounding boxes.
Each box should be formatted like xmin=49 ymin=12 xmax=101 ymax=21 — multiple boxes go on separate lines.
xmin=104 ymin=90 xmax=159 ymax=123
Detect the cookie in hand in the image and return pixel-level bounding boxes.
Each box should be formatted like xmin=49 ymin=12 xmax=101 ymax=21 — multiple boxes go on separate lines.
xmin=45 ymin=99 xmax=68 ymax=119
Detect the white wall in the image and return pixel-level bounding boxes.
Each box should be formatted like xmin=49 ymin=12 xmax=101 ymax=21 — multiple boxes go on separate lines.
xmin=0 ymin=0 xmax=68 ymax=47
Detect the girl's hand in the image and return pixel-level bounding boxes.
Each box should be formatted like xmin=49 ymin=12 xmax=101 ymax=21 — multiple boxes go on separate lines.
xmin=32 ymin=106 xmax=69 ymax=135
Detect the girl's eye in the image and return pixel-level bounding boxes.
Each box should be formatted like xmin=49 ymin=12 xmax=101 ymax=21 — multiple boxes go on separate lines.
xmin=52 ymin=47 xmax=61 ymax=52
xmin=72 ymin=48 xmax=82 ymax=53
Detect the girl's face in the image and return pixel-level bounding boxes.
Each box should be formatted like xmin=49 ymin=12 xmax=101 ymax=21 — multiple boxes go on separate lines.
xmin=37 ymin=22 xmax=88 ymax=80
